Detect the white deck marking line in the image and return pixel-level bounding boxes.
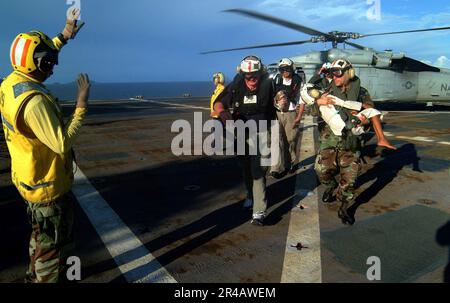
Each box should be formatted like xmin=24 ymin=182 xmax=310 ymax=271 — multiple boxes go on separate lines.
xmin=387 ymin=111 xmax=450 ymax=115
xmin=72 ymin=166 xmax=177 ymax=283
xmin=383 ymin=133 xmax=450 ymax=145
xmin=281 ymin=115 xmax=322 ymax=283
xmin=396 ymin=136 xmax=435 ymax=142
xmin=130 ymin=98 xmax=210 ymax=111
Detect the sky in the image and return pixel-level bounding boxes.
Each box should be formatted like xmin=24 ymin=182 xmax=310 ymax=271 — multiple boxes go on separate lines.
xmin=0 ymin=0 xmax=449 ymax=83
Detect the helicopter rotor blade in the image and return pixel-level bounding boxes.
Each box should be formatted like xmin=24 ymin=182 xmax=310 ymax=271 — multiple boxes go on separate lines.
xmin=359 ymin=26 xmax=450 ymax=38
xmin=344 ymin=41 xmax=367 ymax=50
xmin=200 ymin=39 xmax=312 ymax=54
xmin=223 ymin=8 xmax=333 ymax=39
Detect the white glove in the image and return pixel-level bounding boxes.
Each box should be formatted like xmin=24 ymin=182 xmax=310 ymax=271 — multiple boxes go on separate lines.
xmin=62 ymin=7 xmax=85 ymax=40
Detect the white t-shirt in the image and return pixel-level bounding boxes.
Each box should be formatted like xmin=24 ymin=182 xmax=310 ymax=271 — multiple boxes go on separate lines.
xmin=282 ymin=78 xmax=292 ymax=86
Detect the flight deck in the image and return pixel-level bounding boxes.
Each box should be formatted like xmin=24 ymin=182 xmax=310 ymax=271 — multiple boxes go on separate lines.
xmin=0 ymin=97 xmax=449 ymax=283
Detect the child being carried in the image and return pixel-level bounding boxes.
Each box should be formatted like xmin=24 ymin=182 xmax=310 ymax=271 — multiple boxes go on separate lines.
xmin=300 ymin=83 xmax=382 ymax=136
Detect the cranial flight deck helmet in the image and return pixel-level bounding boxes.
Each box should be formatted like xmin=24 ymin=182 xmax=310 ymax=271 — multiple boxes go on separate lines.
xmin=278 ymin=57 xmax=295 ymax=73
xmin=239 ymin=55 xmax=263 ymax=75
xmin=329 ymin=59 xmax=355 ymax=79
xmin=213 ymin=72 xmax=225 ymax=84
xmin=10 ymin=31 xmax=59 ymax=75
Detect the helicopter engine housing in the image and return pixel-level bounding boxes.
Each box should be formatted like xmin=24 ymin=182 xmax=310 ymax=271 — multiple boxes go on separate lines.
xmin=327 ymin=48 xmax=375 ymax=65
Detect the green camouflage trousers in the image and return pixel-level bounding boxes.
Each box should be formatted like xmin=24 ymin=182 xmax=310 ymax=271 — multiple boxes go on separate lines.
xmin=25 ymin=192 xmax=75 ymax=283
xmin=314 ymin=148 xmax=361 ymax=204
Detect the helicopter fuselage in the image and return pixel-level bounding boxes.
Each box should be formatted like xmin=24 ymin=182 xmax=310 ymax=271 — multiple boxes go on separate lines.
xmin=272 ymin=49 xmax=450 ymax=103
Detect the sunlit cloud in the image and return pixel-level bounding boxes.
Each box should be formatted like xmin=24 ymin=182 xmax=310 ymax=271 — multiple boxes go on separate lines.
xmin=434 ymin=56 xmax=450 ymax=68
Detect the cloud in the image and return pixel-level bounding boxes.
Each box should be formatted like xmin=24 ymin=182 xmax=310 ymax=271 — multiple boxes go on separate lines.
xmin=434 ymin=56 xmax=450 ymax=68
xmin=418 ymin=12 xmax=450 ymax=28
xmin=259 ymin=0 xmax=300 ymax=9
xmin=420 ymin=56 xmax=450 ymax=68
xmin=259 ymin=0 xmax=369 ymax=21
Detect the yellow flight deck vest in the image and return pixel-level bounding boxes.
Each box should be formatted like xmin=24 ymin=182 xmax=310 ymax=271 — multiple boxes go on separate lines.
xmin=210 ymin=83 xmax=224 ymax=119
xmin=0 ymin=71 xmax=73 ymax=203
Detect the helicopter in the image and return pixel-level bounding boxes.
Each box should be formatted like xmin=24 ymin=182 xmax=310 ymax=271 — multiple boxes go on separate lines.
xmin=202 ymin=9 xmax=450 ymax=103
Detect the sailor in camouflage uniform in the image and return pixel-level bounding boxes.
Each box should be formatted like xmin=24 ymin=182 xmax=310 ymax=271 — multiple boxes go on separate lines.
xmin=313 ymin=59 xmax=374 ymax=225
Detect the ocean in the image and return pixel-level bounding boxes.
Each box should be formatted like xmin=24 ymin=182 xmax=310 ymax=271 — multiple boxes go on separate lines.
xmin=47 ymin=81 xmax=215 ymax=101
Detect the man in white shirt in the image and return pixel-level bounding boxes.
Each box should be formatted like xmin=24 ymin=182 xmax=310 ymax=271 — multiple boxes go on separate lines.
xmin=271 ymin=58 xmax=304 ymax=178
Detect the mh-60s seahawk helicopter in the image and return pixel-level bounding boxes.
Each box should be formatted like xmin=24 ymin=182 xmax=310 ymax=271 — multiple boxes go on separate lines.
xmin=202 ymin=9 xmax=450 ymax=103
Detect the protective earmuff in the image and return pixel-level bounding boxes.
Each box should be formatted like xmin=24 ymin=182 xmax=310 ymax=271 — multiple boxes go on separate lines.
xmin=330 ymin=59 xmax=355 ymax=80
xmin=347 ymin=67 xmax=355 ymax=80
xmin=339 ymin=65 xmax=355 ymax=80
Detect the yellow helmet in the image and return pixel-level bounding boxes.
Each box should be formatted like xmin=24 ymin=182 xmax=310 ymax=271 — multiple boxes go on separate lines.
xmin=10 ymin=31 xmax=58 ymax=74
xmin=213 ymin=72 xmax=225 ymax=85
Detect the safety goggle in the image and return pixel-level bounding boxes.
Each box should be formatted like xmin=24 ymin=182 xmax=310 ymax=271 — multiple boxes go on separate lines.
xmin=244 ymin=73 xmax=260 ymax=81
xmin=278 ymin=66 xmax=292 ymax=73
xmin=330 ymin=66 xmax=350 ymax=78
xmin=35 ymin=50 xmax=58 ymax=73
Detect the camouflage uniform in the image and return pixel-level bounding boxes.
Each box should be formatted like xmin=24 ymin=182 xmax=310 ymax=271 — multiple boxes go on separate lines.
xmin=26 ymin=192 xmax=75 ymax=283
xmin=314 ymin=77 xmax=373 ymax=223
xmin=315 ymin=133 xmax=361 ymax=205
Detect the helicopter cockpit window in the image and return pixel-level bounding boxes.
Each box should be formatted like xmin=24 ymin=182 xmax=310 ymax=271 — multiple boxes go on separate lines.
xmin=267 ymin=66 xmax=278 ymax=78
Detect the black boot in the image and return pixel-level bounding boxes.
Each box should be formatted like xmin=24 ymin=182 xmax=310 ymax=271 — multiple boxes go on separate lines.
xmin=270 ymin=171 xmax=286 ymax=179
xmin=322 ymin=186 xmax=336 ymax=203
xmin=289 ymin=164 xmax=298 ymax=174
xmin=338 ymin=202 xmax=355 ymax=225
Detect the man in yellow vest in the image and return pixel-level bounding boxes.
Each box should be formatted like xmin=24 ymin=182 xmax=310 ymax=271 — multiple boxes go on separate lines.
xmin=0 ymin=8 xmax=88 ymax=283
xmin=210 ymin=72 xmax=225 ymax=119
